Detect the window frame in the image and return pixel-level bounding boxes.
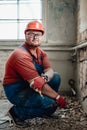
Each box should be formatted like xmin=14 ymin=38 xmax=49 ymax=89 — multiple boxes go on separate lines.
xmin=0 ymin=0 xmax=46 ymax=41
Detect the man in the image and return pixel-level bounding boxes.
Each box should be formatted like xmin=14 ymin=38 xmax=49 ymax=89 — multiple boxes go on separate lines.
xmin=2 ymin=21 xmax=66 ymax=128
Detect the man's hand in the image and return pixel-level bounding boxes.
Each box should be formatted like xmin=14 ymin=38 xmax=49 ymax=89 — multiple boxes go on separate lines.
xmin=56 ymin=95 xmax=66 ymax=108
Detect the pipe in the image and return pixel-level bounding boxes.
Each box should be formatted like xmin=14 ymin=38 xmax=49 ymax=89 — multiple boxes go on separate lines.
xmin=72 ymin=42 xmax=87 ymax=50
xmin=0 ymin=41 xmax=87 ymax=51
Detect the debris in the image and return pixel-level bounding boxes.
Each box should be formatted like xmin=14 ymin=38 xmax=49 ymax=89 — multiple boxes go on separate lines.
xmin=0 ymin=96 xmax=87 ymax=130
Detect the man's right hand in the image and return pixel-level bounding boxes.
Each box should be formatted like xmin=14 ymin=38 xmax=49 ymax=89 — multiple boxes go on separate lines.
xmin=56 ymin=95 xmax=66 ymax=108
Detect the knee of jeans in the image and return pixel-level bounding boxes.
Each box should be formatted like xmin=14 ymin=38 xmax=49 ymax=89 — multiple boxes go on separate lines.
xmin=41 ymin=96 xmax=56 ymax=109
xmin=53 ymin=72 xmax=61 ymax=86
xmin=44 ymin=105 xmax=57 ymax=116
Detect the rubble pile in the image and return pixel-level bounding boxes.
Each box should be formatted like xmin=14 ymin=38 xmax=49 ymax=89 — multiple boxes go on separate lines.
xmin=16 ymin=96 xmax=87 ymax=130
xmin=0 ymin=96 xmax=87 ymax=130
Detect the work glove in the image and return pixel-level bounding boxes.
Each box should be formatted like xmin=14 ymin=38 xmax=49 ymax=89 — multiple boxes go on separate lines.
xmin=56 ymin=95 xmax=66 ymax=108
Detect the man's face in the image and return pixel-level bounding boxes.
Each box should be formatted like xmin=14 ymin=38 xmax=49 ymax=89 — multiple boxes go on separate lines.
xmin=25 ymin=30 xmax=42 ymax=48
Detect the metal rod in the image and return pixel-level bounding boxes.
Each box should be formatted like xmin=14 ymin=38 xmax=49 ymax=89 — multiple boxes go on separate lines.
xmin=72 ymin=42 xmax=87 ymax=50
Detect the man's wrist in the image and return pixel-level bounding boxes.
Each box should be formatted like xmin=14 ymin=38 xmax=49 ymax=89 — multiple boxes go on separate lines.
xmin=56 ymin=95 xmax=60 ymax=100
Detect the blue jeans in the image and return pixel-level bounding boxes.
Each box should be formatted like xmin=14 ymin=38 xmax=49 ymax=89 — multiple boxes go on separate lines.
xmin=4 ymin=72 xmax=61 ymax=120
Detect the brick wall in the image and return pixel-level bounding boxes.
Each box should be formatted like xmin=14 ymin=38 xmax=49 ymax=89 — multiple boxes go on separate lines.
xmin=79 ymin=48 xmax=87 ymax=98
xmin=76 ymin=0 xmax=87 ymax=113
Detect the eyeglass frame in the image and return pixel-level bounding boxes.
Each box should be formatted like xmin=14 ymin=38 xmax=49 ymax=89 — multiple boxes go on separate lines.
xmin=26 ymin=32 xmax=42 ymax=38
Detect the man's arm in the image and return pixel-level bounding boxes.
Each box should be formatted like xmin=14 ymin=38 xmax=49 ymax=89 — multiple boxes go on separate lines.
xmin=41 ymin=83 xmax=58 ymax=99
xmin=28 ymin=77 xmax=66 ymax=108
xmin=42 ymin=83 xmax=66 ymax=108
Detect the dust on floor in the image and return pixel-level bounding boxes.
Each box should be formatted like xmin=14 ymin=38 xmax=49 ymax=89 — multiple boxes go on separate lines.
xmin=0 ymin=96 xmax=87 ymax=130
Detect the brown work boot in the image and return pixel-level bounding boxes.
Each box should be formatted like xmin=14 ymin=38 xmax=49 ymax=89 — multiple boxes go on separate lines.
xmin=8 ymin=107 xmax=29 ymax=128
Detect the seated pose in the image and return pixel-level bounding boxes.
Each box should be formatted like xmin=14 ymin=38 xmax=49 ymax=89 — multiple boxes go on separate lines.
xmin=2 ymin=21 xmax=66 ymax=128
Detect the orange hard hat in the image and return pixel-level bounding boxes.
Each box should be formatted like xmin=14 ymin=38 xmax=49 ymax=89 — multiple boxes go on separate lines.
xmin=24 ymin=21 xmax=44 ymax=35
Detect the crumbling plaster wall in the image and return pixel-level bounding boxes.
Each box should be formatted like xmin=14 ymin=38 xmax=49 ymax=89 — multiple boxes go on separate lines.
xmin=76 ymin=0 xmax=87 ymax=113
xmin=46 ymin=0 xmax=77 ymax=44
xmin=44 ymin=0 xmax=77 ymax=93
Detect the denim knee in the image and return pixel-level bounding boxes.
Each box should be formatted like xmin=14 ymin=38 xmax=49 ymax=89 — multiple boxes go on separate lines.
xmin=48 ymin=72 xmax=61 ymax=92
xmin=41 ymin=96 xmax=57 ymax=116
xmin=54 ymin=72 xmax=61 ymax=87
xmin=41 ymin=96 xmax=56 ymax=109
